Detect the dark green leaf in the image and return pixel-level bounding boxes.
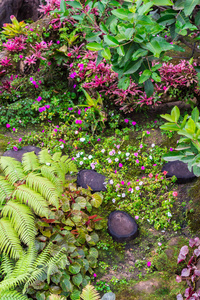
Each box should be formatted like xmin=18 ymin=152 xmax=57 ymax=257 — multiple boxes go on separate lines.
xmin=144 ymin=79 xmax=154 ymax=97
xmin=69 ymin=262 xmax=81 ymax=274
xmin=184 ymin=0 xmax=200 ymax=16
xmin=118 ymin=76 xmax=130 ymax=90
xmin=139 ymin=70 xmax=151 ymax=84
xmin=124 ymin=59 xmax=142 ymax=75
xmin=104 ymin=35 xmax=119 ymax=47
xmin=72 ymin=273 xmax=83 ymax=287
xmin=132 ymin=49 xmax=148 ymax=61
xmin=157 ymin=14 xmax=176 ymax=26
xmin=66 ymin=1 xmax=82 ymax=8
xmin=111 ymin=8 xmax=132 ymax=20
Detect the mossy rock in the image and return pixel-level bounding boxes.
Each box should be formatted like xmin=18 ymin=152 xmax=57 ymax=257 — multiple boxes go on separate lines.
xmin=0 ymin=134 xmax=11 ymax=155
xmin=152 ymin=237 xmax=188 ymax=274
xmin=187 ymin=178 xmax=200 ymax=234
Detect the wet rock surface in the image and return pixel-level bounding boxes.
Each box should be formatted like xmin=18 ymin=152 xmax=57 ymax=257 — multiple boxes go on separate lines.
xmin=108 ymin=211 xmax=139 ymax=243
xmin=3 ymin=145 xmax=41 ymax=162
xmin=162 ymin=160 xmax=196 ymax=183
xmin=77 ymin=169 xmax=107 ymax=192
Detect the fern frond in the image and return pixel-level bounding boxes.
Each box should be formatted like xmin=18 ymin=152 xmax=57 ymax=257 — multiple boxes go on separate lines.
xmin=22 ymin=152 xmax=40 ymax=173
xmin=38 ymin=149 xmax=52 ymax=164
xmin=41 ymin=166 xmax=63 ymax=195
xmin=47 ymin=252 xmax=68 ymax=284
xmin=12 ymin=243 xmax=36 ymax=277
xmin=0 ymin=218 xmax=23 ymax=259
xmin=49 ymin=295 xmax=67 ymax=300
xmin=60 ymin=155 xmax=77 ymax=173
xmin=0 ymin=290 xmax=29 ymax=299
xmin=0 ymin=157 xmax=26 ymax=184
xmin=0 ymin=254 xmax=14 ymax=278
xmin=80 ymin=284 xmax=101 ymax=300
xmin=2 ymin=201 xmax=36 ymax=245
xmin=13 ymin=185 xmax=49 ymax=217
xmin=0 ymin=273 xmax=29 ymax=293
xmin=26 ymin=174 xmax=59 ymax=208
xmin=51 ymin=162 xmax=65 ymax=183
xmin=52 ymin=152 xmax=62 ymax=162
xmin=0 ymin=176 xmax=14 ymax=204
xmin=33 ymin=241 xmax=53 ymax=268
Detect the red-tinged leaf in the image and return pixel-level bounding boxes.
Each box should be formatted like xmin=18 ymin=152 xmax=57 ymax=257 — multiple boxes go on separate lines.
xmin=181 ymin=268 xmax=191 ymax=277
xmin=41 ymin=218 xmax=56 ymax=223
xmin=89 ymin=215 xmax=98 ymax=220
xmin=189 ymin=238 xmax=196 ymax=248
xmin=176 ymin=275 xmax=182 ymax=283
xmin=177 ymin=253 xmax=186 ymax=263
xmin=191 ymin=274 xmax=196 ymax=282
xmin=194 ymin=249 xmax=200 ymax=257
xmin=176 ymin=294 xmax=183 ymax=300
xmin=194 ymin=270 xmax=200 ymax=276
xmin=180 ymin=245 xmax=189 ymax=256
xmin=93 ymin=218 xmax=103 ymax=222
xmin=187 ymin=256 xmax=194 ymax=266
xmin=68 ymin=256 xmax=73 ymax=264
xmin=194 ymin=237 xmax=200 ymax=246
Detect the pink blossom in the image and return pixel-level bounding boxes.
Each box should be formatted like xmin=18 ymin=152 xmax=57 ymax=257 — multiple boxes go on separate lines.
xmin=18 ymin=138 xmax=22 ymax=142
xmin=147 ymin=261 xmax=151 ymax=267
xmin=146 ymin=131 xmax=150 ymax=134
xmin=13 ymin=146 xmax=18 ymax=151
xmin=119 ymin=163 xmax=123 ymax=168
xmin=148 ymin=173 xmax=153 ymax=178
xmin=13 ymin=128 xmax=16 ymax=131
xmin=75 ymin=119 xmax=82 ymax=124
xmin=67 ymin=53 xmax=72 ymax=57
xmin=134 ymin=153 xmax=138 ymax=157
xmin=141 ymin=166 xmax=145 ymax=170
xmin=139 ymin=144 xmax=143 ymax=148
xmin=127 ymin=182 xmax=131 ymax=186
xmin=132 ymin=121 xmax=137 ymax=126
xmin=6 ymin=124 xmax=10 ymax=128
xmin=19 ymin=54 xmax=23 ymax=59
xmin=97 ymin=138 xmax=101 ymax=141
xmin=135 ymin=216 xmax=139 ymax=220
xmin=124 ymin=119 xmax=129 ymax=123
xmin=121 ymin=181 xmax=124 ymax=185
xmin=173 ymin=191 xmax=178 ymax=197
xmin=136 ymin=159 xmax=139 ymax=163
xmin=170 ymin=148 xmax=173 ymax=151
xmin=93 ymin=273 xmax=97 ymax=277
xmin=36 ymin=96 xmax=42 ymax=102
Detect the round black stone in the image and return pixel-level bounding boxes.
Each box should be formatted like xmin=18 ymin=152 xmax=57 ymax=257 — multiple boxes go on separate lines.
xmin=3 ymin=146 xmax=41 ymax=162
xmin=77 ymin=169 xmax=107 ymax=192
xmin=108 ymin=211 xmax=139 ymax=243
xmin=162 ymin=160 xmax=196 ymax=183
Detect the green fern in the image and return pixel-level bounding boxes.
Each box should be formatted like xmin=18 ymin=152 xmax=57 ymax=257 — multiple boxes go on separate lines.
xmin=13 ymin=185 xmax=49 ymax=217
xmin=0 ymin=218 xmax=23 ymax=259
xmin=22 ymin=151 xmax=40 ymax=173
xmin=38 ymin=149 xmax=52 ymax=164
xmin=52 ymin=152 xmax=62 ymax=162
xmin=0 ymin=254 xmax=14 ymax=278
xmin=26 ymin=173 xmax=59 ymax=208
xmin=80 ymin=284 xmax=101 ymax=300
xmin=2 ymin=201 xmax=36 ymax=246
xmin=49 ymin=295 xmax=67 ymax=300
xmin=0 ymin=157 xmax=26 ymax=184
xmin=0 ymin=290 xmax=29 ymax=299
xmin=0 ymin=176 xmax=14 ymax=205
xmin=40 ymin=165 xmax=63 ymax=194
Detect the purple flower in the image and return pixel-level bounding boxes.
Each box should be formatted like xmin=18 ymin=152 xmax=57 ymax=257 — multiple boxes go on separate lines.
xmin=141 ymin=166 xmax=145 ymax=170
xmin=68 ymin=107 xmax=73 ymax=111
xmin=97 ymin=138 xmax=101 ymax=141
xmin=13 ymin=146 xmax=18 ymax=151
xmin=124 ymin=119 xmax=129 ymax=123
xmin=70 ymin=72 xmax=77 ymax=79
xmin=56 ymin=40 xmax=60 ymax=44
xmin=132 ymin=121 xmax=137 ymax=126
xmin=45 ymin=105 xmax=50 ymax=109
xmin=119 ymin=163 xmax=123 ymax=168
xmin=38 ymin=107 xmax=46 ymax=112
xmin=170 ymin=148 xmax=173 ymax=151
xmin=6 ymin=124 xmax=10 ymax=128
xmin=18 ymin=138 xmax=22 ymax=142
xmin=36 ymin=96 xmax=42 ymax=102
xmin=147 ymin=262 xmax=151 ymax=267
xmin=146 ymin=131 xmax=150 ymax=134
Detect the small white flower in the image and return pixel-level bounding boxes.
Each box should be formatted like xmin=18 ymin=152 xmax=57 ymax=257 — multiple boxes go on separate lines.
xmin=151 ymin=143 xmax=155 ymax=147
xmin=90 ymin=163 xmax=95 ymax=169
xmin=75 ymin=130 xmax=79 ymax=134
xmin=80 ymin=152 xmax=84 ymax=155
xmin=60 ymin=144 xmax=64 ymax=149
xmin=126 ymin=153 xmax=130 ymax=156
xmin=167 ymin=212 xmax=172 ymax=217
xmin=115 ymin=158 xmax=119 ymax=162
xmin=135 ymin=186 xmax=140 ymax=190
xmin=118 ymin=151 xmax=121 ymax=154
xmin=112 ymin=198 xmax=116 ymax=203
xmin=111 ymin=113 xmax=114 ymax=116
xmin=80 ymin=138 xmax=85 ymax=142
xmin=76 ymin=153 xmax=80 ymax=158
xmin=122 ymin=193 xmax=126 ymax=198
xmin=139 ymin=181 xmax=143 ymax=186
xmin=117 ymin=194 xmax=121 ymax=197
xmin=79 ymin=161 xmax=83 ymax=165
xmin=83 ymin=157 xmax=87 ymax=160
xmin=101 ymin=149 xmax=105 ymax=153
xmin=108 ymin=159 xmax=112 ymax=163
xmin=149 ymin=155 xmax=152 ymax=160
xmin=109 ymin=179 xmax=114 ymax=184
xmin=88 ymin=155 xmax=93 ymax=159
xmin=126 ymin=158 xmax=129 ymax=160
xmin=46 ymin=162 xmax=50 ymax=166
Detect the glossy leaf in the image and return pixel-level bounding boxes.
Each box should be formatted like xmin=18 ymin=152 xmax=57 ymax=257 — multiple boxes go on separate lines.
xmin=171 ymin=106 xmax=180 ymax=123
xmin=139 ymin=70 xmax=151 ymax=84
xmin=104 ymin=35 xmax=119 ymax=47
xmin=144 ymin=79 xmax=154 ymax=97
xmin=101 ymin=47 xmax=111 ymax=60
xmin=91 ymin=193 xmax=103 ymax=208
xmin=66 ymin=1 xmax=82 ymax=9
xmin=86 ymin=43 xmax=103 ymax=51
xmin=69 ymin=262 xmax=81 ymax=274
xmin=124 ymin=59 xmax=142 ymax=75
xmin=184 ymin=0 xmax=200 ymax=16
xmin=160 ymin=123 xmax=180 ymax=131
xmin=191 ymin=107 xmax=199 ymax=123
xmin=162 ymin=152 xmax=184 ymax=161
xmin=72 ymin=273 xmax=82 ymax=287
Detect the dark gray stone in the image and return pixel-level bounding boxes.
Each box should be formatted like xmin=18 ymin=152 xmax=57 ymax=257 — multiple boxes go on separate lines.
xmin=162 ymin=160 xmax=196 ymax=183
xmin=0 ymin=0 xmax=40 ymax=27
xmin=77 ymin=169 xmax=107 ymax=192
xmin=3 ymin=145 xmax=41 ymax=162
xmin=108 ymin=211 xmax=139 ymax=243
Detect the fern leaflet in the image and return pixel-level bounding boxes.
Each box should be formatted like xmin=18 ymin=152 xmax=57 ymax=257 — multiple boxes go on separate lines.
xmin=0 ymin=176 xmax=14 ymax=204
xmin=0 ymin=157 xmax=26 ymax=184
xmin=22 ymin=152 xmax=40 ymax=173
xmin=0 ymin=254 xmax=14 ymax=278
xmin=13 ymin=185 xmax=49 ymax=217
xmin=0 ymin=218 xmax=23 ymax=259
xmin=40 ymin=166 xmax=63 ymax=195
xmin=0 ymin=290 xmax=29 ymax=300
xmin=80 ymin=284 xmax=101 ymax=300
xmin=38 ymin=149 xmax=52 ymax=164
xmin=2 ymin=201 xmax=36 ymax=246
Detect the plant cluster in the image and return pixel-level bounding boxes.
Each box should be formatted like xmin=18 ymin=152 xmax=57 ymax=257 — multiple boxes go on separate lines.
xmin=176 ymin=237 xmax=200 ymax=300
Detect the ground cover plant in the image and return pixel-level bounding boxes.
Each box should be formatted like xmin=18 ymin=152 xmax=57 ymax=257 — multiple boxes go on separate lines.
xmin=2 ymin=0 xmax=200 ymax=299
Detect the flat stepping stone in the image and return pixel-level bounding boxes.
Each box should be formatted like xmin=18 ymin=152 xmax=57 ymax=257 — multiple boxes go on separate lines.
xmin=77 ymin=169 xmax=106 ymax=192
xmin=162 ymin=160 xmax=196 ymax=184
xmin=3 ymin=146 xmax=41 ymax=162
xmin=108 ymin=211 xmax=139 ymax=243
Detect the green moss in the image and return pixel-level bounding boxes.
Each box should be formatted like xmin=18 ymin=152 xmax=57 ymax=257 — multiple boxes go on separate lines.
xmin=187 ymin=178 xmax=200 ymax=234
xmin=0 ymin=134 xmax=10 ymax=154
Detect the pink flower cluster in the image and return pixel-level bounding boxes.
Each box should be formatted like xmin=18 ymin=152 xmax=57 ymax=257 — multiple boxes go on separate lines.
xmin=3 ymin=36 xmax=27 ymax=52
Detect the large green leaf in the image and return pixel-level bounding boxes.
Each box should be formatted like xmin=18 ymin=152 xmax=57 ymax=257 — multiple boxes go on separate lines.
xmin=184 ymin=0 xmax=200 ymax=16
xmin=191 ymin=107 xmax=199 ymax=123
xmin=69 ymin=262 xmax=81 ymax=274
xmin=152 ymin=0 xmax=173 ymax=4
xmin=111 ymin=8 xmax=132 ymax=20
xmin=144 ymin=79 xmax=154 ymax=97
xmin=123 ymin=59 xmax=142 ymax=75
xmin=139 ymin=70 xmax=151 ymax=84
xmin=86 ymin=43 xmax=103 ymax=51
xmin=162 ymin=152 xmax=184 ymax=161
xmin=185 ymin=118 xmax=196 ymax=134
xmin=66 ymin=1 xmax=82 ymax=9
xmin=72 ymin=273 xmax=82 ymax=287
xmin=171 ymin=106 xmax=180 ymax=123
xmin=91 ymin=193 xmax=103 ymax=208
xmin=101 ymin=47 xmax=111 ymax=60
xmin=104 ymin=35 xmax=119 ymax=47
xmin=160 ymin=123 xmax=180 ymax=131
